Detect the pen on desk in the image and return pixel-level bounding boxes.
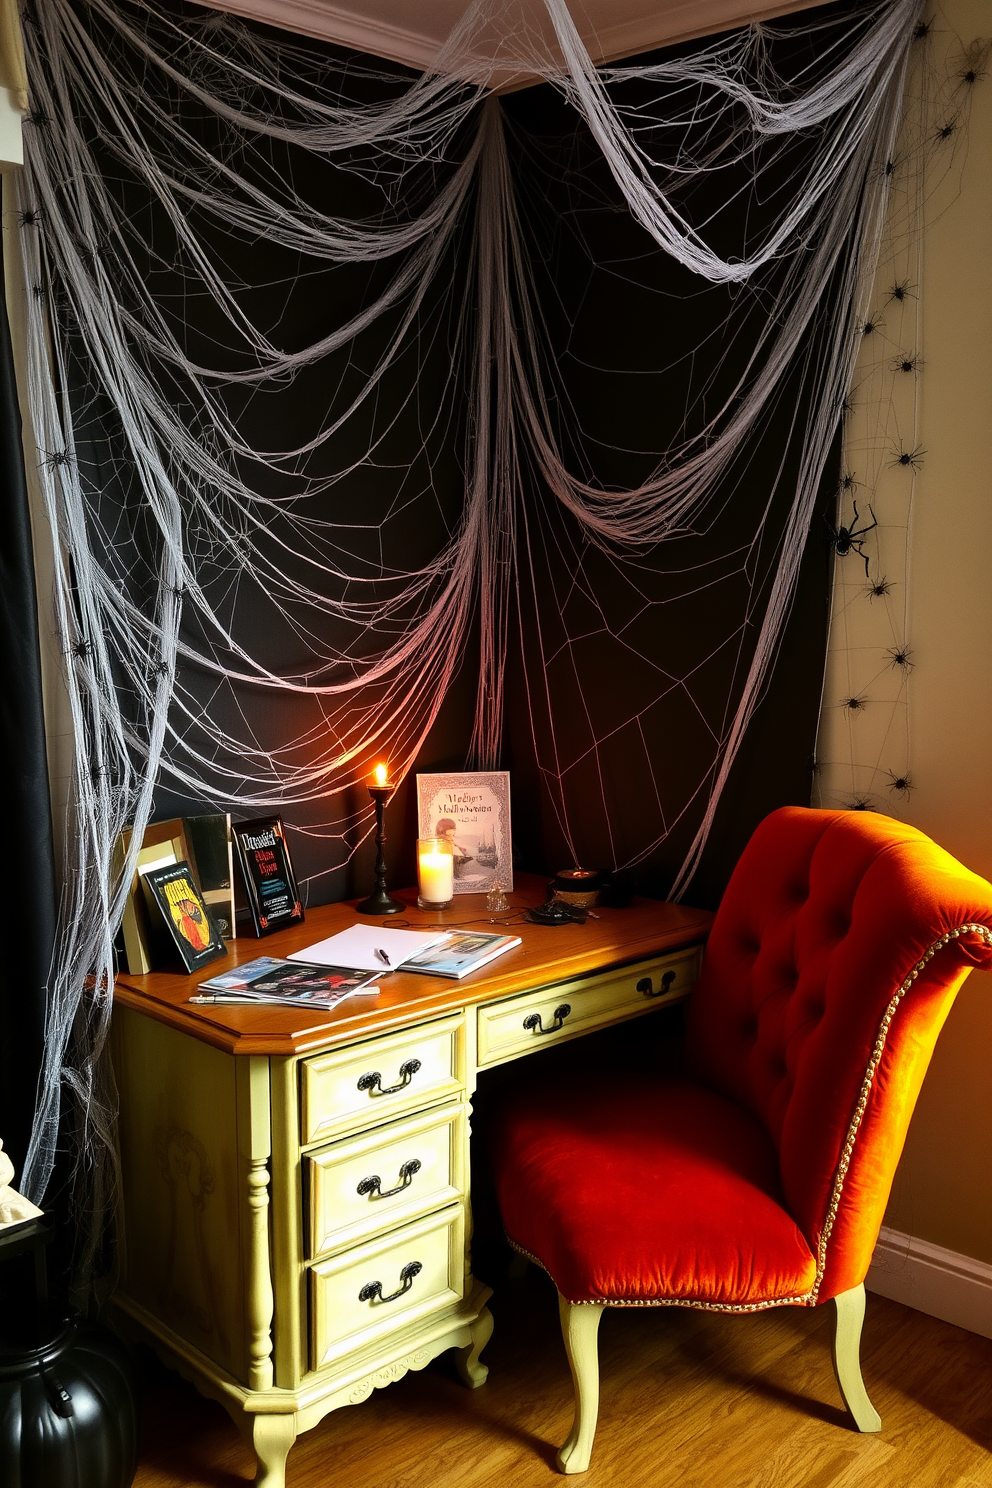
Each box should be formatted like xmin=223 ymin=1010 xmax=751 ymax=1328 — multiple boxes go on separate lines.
xmin=374 ymin=947 xmax=391 ymax=967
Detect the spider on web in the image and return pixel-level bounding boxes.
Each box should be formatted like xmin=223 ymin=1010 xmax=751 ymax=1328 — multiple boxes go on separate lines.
xmin=886 ymin=771 xmax=914 ymax=800
xmin=827 ymin=499 xmax=877 ymax=578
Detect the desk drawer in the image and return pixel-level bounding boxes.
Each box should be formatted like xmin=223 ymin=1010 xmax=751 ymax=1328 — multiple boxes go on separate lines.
xmin=301 ymin=1014 xmax=466 ymax=1146
xmin=309 ymin=1205 xmax=465 ymax=1370
xmin=306 ymin=1102 xmax=467 ymax=1260
xmin=476 ymin=947 xmax=700 ymax=1067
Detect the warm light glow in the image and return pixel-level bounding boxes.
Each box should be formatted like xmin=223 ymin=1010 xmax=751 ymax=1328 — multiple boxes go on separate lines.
xmin=373 ymin=763 xmax=389 ymax=787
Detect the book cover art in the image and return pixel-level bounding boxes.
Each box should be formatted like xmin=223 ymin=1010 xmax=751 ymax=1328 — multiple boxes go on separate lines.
xmin=415 ymin=772 xmax=512 ymax=896
xmin=143 ymin=860 xmax=227 ymax=973
xmin=231 ymin=816 xmax=304 ymax=937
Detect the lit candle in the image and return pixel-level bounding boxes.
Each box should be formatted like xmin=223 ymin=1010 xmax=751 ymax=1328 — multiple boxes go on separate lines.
xmin=373 ymin=763 xmax=389 ymax=788
xmin=418 ymin=842 xmax=454 ymax=907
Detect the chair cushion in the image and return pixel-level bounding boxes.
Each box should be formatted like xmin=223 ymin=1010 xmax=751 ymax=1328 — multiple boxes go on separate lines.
xmin=490 ymin=1075 xmax=817 ymax=1307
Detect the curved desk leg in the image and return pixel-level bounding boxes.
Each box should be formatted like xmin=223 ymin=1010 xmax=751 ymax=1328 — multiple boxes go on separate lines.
xmin=251 ymin=1412 xmax=298 ymax=1488
xmin=455 ymin=1303 xmax=494 ymax=1388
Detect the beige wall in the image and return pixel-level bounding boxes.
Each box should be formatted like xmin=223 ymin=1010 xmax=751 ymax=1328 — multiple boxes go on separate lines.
xmin=817 ymin=1 xmax=992 ymax=1262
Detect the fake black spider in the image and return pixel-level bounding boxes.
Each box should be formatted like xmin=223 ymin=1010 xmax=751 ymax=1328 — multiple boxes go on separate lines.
xmin=888 ymin=280 xmax=915 ymax=303
xmin=887 ymin=646 xmax=914 ymax=671
xmin=892 ymin=445 xmax=926 ymax=470
xmin=935 ymin=120 xmax=957 ymax=142
xmin=842 ymin=695 xmax=868 ymax=713
xmin=17 ymin=207 xmax=42 ymax=228
xmin=886 ymin=771 xmax=914 ymax=799
xmin=828 ymin=499 xmax=877 ymax=578
xmin=846 ymin=796 xmax=876 ymax=811
xmin=839 ymin=471 xmax=858 ymax=493
xmin=866 ymin=576 xmax=893 ymax=600
xmin=41 ymin=447 xmax=73 ymax=469
xmin=913 ymin=19 xmax=932 ymax=40
xmin=892 ymin=352 xmax=921 ymax=374
xmin=862 ymin=317 xmax=882 ymax=336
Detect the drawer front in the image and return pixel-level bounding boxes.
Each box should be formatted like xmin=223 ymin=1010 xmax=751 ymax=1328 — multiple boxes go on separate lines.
xmin=310 ymin=1205 xmax=465 ymax=1370
xmin=306 ymin=1102 xmax=468 ymax=1260
xmin=301 ymin=1014 xmax=466 ymax=1145
xmin=476 ymin=947 xmax=701 ymax=1067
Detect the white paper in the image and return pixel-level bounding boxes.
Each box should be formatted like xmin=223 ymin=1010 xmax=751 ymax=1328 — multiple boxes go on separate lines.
xmin=288 ymin=923 xmax=451 ymax=972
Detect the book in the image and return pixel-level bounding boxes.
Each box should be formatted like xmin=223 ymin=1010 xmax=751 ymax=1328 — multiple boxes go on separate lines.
xmin=401 ymin=929 xmax=521 ymax=979
xmin=416 ymin=771 xmax=513 ymax=896
xmin=232 ymin=816 xmax=304 ymax=937
xmin=143 ymin=860 xmax=227 ymax=973
xmin=190 ymin=956 xmax=379 ymax=1010
xmin=286 ymin=923 xmax=451 ymax=972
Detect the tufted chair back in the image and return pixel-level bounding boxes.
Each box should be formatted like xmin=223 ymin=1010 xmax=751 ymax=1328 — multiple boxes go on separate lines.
xmin=684 ymin=806 xmax=992 ymax=1302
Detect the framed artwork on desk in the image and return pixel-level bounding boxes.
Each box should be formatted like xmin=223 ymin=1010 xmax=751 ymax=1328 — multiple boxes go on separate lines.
xmin=416 ymin=771 xmax=512 ymax=895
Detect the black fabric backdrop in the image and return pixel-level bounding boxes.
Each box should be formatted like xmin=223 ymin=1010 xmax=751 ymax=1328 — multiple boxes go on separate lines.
xmin=0 ymin=179 xmax=57 ymax=1186
xmin=48 ymin=3 xmax=840 ymax=933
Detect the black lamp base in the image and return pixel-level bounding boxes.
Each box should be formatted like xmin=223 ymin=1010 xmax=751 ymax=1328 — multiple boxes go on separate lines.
xmin=356 ymin=888 xmax=406 ymax=916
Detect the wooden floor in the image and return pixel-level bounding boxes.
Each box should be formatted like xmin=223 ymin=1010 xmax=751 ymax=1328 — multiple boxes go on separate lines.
xmin=132 ymin=1265 xmax=992 ymax=1488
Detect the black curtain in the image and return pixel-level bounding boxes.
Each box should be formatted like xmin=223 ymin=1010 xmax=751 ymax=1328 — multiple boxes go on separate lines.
xmin=0 ymin=180 xmax=57 ymax=1186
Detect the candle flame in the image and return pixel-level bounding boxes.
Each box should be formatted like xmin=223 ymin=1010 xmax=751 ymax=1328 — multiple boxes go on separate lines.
xmin=373 ymin=763 xmax=389 ymax=787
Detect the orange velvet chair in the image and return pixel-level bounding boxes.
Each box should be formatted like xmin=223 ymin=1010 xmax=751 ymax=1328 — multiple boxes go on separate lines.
xmin=488 ymin=807 xmax=992 ymax=1472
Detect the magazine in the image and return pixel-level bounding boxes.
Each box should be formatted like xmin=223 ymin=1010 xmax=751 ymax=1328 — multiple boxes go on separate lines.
xmin=401 ymin=930 xmax=521 ymax=980
xmin=189 ymin=956 xmax=379 ymax=1010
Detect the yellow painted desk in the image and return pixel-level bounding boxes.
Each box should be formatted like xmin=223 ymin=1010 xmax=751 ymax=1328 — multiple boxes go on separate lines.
xmin=111 ymin=874 xmax=712 ymax=1486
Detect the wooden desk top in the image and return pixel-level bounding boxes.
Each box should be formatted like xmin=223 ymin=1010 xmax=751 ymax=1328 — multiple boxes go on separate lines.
xmin=114 ymin=873 xmax=713 ymax=1057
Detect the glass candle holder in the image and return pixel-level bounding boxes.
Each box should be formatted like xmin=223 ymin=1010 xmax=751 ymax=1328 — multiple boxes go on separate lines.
xmin=417 ymin=837 xmax=454 ymax=910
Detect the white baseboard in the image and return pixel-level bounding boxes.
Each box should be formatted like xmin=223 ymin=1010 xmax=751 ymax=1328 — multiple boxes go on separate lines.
xmin=866 ymin=1226 xmax=992 ymax=1340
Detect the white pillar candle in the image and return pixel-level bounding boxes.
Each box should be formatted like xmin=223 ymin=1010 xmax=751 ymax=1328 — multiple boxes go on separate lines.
xmin=418 ymin=848 xmax=453 ymax=904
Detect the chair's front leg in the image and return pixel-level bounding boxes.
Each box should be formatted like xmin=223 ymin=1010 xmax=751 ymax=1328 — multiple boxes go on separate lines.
xmin=832 ymin=1283 xmax=882 ymax=1433
xmin=556 ymin=1295 xmax=605 ymax=1474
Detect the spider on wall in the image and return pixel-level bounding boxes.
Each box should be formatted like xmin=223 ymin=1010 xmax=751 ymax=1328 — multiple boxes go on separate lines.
xmin=886 ymin=771 xmax=914 ymax=800
xmin=827 ymin=499 xmax=877 ymax=578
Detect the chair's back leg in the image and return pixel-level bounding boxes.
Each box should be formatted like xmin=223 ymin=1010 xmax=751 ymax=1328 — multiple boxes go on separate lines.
xmin=557 ymin=1295 xmax=606 ymax=1474
xmin=832 ymin=1283 xmax=882 ymax=1432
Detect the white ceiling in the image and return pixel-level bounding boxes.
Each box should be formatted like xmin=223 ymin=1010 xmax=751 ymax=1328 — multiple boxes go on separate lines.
xmin=189 ymin=0 xmax=835 ymax=87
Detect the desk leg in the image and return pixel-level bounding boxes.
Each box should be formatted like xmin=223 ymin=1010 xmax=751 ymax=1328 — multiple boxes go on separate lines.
xmin=454 ymin=1303 xmax=494 ymax=1388
xmin=251 ymin=1412 xmax=297 ymax=1488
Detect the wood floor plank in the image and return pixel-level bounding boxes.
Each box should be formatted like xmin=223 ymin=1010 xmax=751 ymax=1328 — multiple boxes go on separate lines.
xmin=130 ymin=1268 xmax=992 ymax=1488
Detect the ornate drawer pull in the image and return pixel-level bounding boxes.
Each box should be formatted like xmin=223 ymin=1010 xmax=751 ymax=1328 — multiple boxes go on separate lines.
xmin=357 ymin=1058 xmax=421 ymax=1096
xmin=638 ymin=970 xmax=678 ymax=999
xmin=359 ymin=1260 xmax=423 ymax=1304
xmin=357 ymin=1159 xmax=422 ymax=1200
xmin=523 ymin=1003 xmax=571 ymax=1036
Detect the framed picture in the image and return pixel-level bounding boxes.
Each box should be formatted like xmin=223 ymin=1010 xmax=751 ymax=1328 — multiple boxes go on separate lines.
xmin=116 ymin=816 xmax=196 ymax=975
xmin=231 ymin=816 xmax=305 ymax=937
xmin=416 ymin=771 xmax=512 ymax=895
xmin=143 ymin=861 xmax=226 ymax=973
xmin=185 ymin=812 xmax=236 ymax=941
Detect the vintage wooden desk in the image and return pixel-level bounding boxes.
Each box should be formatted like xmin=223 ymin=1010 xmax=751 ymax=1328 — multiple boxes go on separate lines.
xmin=111 ymin=874 xmax=712 ymax=1487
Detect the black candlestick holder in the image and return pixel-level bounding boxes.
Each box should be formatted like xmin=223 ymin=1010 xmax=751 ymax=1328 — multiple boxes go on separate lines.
xmin=356 ymin=784 xmax=405 ymax=915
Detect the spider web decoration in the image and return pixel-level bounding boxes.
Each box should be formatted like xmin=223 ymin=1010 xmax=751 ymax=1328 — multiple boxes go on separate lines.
xmin=815 ymin=10 xmax=987 ymax=813
xmin=13 ymin=0 xmax=922 ymax=1284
